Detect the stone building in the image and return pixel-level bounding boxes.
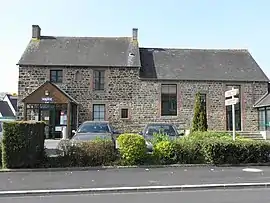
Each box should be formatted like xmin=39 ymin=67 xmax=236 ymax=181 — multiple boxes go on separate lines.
xmin=17 ymin=25 xmax=269 ymax=138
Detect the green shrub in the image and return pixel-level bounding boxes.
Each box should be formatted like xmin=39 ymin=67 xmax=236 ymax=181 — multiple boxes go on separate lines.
xmin=153 ymin=141 xmax=177 ymax=164
xmin=55 ymin=139 xmax=117 ymax=167
xmin=175 ymin=137 xmax=206 ymax=164
xmin=117 ymin=133 xmax=147 ymax=165
xmin=191 ymin=92 xmax=207 ymax=132
xmin=151 ymin=132 xmax=170 ymax=145
xmin=2 ymin=121 xmax=45 ymax=168
xmin=202 ymin=139 xmax=270 ymax=165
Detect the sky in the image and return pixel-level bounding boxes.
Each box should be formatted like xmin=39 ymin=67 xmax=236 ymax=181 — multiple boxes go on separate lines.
xmin=0 ymin=0 xmax=270 ymax=93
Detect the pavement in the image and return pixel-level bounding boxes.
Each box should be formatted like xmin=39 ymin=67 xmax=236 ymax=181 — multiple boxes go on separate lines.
xmin=0 ymin=166 xmax=270 ymax=191
xmin=0 ymin=188 xmax=269 ymax=203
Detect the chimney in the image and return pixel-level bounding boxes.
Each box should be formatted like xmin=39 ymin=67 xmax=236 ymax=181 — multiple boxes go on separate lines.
xmin=32 ymin=25 xmax=41 ymax=39
xmin=132 ymin=28 xmax=138 ymax=41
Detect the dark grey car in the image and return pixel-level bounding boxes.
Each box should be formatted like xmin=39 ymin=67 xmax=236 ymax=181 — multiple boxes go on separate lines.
xmin=71 ymin=121 xmax=120 ymax=148
xmin=139 ymin=123 xmax=182 ymax=152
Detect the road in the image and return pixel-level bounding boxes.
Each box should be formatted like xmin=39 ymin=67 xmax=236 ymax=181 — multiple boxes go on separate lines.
xmin=0 ymin=188 xmax=269 ymax=203
xmin=0 ymin=166 xmax=269 ymax=191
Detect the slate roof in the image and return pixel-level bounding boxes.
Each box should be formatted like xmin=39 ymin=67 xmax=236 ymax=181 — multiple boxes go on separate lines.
xmin=22 ymin=81 xmax=79 ymax=104
xmin=0 ymin=101 xmax=15 ymax=117
xmin=139 ymin=48 xmax=269 ymax=82
xmin=254 ymin=92 xmax=270 ymax=108
xmin=17 ymin=37 xmax=140 ymax=67
xmin=6 ymin=94 xmax=17 ymax=111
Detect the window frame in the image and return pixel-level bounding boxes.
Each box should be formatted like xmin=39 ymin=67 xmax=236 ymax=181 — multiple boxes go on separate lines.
xmin=161 ymin=84 xmax=177 ymax=116
xmin=120 ymin=108 xmax=129 ymax=119
xmin=93 ymin=70 xmax=105 ymax=91
xmin=50 ymin=70 xmax=63 ymax=83
xmin=92 ymin=104 xmax=106 ymax=121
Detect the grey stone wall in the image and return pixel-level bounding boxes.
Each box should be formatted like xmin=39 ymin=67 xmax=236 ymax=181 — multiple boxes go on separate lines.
xmin=18 ymin=66 xmax=268 ymax=132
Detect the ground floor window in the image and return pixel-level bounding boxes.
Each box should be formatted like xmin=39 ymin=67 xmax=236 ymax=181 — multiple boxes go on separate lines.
xmin=93 ymin=104 xmax=105 ymax=121
xmin=258 ymin=107 xmax=270 ymax=131
xmin=226 ymin=85 xmax=241 ymax=131
xmin=161 ymin=84 xmax=177 ymax=116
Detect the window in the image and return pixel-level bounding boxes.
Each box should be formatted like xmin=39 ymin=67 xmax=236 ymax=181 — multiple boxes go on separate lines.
xmin=50 ymin=70 xmax=63 ymax=83
xmin=259 ymin=108 xmax=266 ymax=131
xmin=200 ymin=93 xmax=207 ymax=115
xmin=226 ymin=85 xmax=241 ymax=131
xmin=94 ymin=70 xmax=105 ymax=90
xmin=93 ymin=104 xmax=105 ymax=121
xmin=121 ymin=109 xmax=129 ymax=119
xmin=75 ymin=71 xmax=81 ymax=81
xmin=161 ymin=84 xmax=177 ymax=116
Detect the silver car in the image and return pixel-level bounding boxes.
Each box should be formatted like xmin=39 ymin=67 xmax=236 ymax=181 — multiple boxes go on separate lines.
xmin=71 ymin=121 xmax=120 ymax=148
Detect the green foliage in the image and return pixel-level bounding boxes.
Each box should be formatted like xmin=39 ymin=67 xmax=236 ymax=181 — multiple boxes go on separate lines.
xmin=151 ymin=132 xmax=170 ymax=145
xmin=174 ymin=137 xmax=206 ymax=164
xmin=2 ymin=121 xmax=45 ymax=168
xmin=153 ymin=141 xmax=177 ymax=164
xmin=117 ymin=133 xmax=147 ymax=165
xmin=54 ymin=139 xmax=117 ymax=167
xmin=191 ymin=92 xmax=207 ymax=132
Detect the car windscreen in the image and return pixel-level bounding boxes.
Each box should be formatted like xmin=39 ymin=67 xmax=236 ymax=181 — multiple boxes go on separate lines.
xmin=145 ymin=125 xmax=177 ymax=136
xmin=77 ymin=123 xmax=110 ymax=133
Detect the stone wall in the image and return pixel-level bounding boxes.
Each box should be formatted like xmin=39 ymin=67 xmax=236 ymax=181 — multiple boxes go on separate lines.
xmin=18 ymin=66 xmax=268 ymax=132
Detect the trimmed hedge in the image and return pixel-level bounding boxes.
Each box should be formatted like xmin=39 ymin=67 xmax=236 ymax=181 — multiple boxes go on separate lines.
xmin=117 ymin=133 xmax=147 ymax=165
xmin=2 ymin=121 xmax=45 ymax=168
xmin=51 ymin=139 xmax=118 ymax=167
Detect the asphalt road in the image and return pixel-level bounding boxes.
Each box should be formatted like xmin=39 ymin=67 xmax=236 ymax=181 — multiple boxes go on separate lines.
xmin=0 ymin=166 xmax=269 ymax=191
xmin=0 ymin=188 xmax=270 ymax=203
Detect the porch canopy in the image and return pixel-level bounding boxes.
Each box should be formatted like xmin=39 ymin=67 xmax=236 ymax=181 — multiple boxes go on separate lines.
xmin=254 ymin=93 xmax=270 ymax=131
xmin=22 ymin=81 xmax=78 ymax=139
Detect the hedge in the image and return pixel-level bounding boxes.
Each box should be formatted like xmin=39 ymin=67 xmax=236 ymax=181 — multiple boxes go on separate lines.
xmin=2 ymin=121 xmax=45 ymax=168
xmin=49 ymin=139 xmax=118 ymax=167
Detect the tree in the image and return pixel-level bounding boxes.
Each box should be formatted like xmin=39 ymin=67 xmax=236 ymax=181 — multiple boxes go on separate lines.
xmin=191 ymin=92 xmax=208 ymax=132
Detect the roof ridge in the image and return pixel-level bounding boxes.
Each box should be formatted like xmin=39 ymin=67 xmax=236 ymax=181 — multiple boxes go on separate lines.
xmin=40 ymin=36 xmax=131 ymax=39
xmin=140 ymin=47 xmax=249 ymax=52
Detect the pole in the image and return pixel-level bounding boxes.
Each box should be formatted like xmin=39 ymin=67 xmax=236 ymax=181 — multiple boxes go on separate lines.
xmin=232 ymin=88 xmax=236 ymax=141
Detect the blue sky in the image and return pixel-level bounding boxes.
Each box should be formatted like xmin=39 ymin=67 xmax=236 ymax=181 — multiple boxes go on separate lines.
xmin=0 ymin=0 xmax=269 ymax=92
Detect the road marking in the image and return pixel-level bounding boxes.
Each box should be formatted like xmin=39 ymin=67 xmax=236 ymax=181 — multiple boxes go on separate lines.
xmin=0 ymin=182 xmax=270 ymax=196
xmin=242 ymin=168 xmax=263 ymax=173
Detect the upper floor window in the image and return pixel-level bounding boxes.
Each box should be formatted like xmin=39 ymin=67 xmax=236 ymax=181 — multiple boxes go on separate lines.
xmin=161 ymin=84 xmax=177 ymax=116
xmin=94 ymin=70 xmax=105 ymax=90
xmin=50 ymin=70 xmax=63 ymax=83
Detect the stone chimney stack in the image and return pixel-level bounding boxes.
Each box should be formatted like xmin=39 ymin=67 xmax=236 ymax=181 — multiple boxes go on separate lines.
xmin=132 ymin=28 xmax=138 ymax=41
xmin=32 ymin=25 xmax=41 ymax=39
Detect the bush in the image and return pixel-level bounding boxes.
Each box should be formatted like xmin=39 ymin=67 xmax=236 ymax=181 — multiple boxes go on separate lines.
xmin=191 ymin=92 xmax=207 ymax=132
xmin=55 ymin=139 xmax=118 ymax=167
xmin=175 ymin=137 xmax=206 ymax=164
xmin=202 ymin=139 xmax=270 ymax=165
xmin=153 ymin=141 xmax=177 ymax=164
xmin=151 ymin=132 xmax=170 ymax=145
xmin=117 ymin=133 xmax=147 ymax=165
xmin=2 ymin=121 xmax=45 ymax=168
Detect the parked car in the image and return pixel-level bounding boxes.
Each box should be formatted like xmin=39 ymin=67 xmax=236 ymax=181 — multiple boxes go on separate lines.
xmin=139 ymin=123 xmax=182 ymax=152
xmin=71 ymin=121 xmax=121 ymax=148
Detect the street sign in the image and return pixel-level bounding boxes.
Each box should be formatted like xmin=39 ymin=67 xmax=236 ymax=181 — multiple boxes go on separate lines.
xmin=225 ymin=98 xmax=239 ymax=106
xmin=225 ymin=87 xmax=239 ymax=141
xmin=225 ymin=89 xmax=239 ymax=98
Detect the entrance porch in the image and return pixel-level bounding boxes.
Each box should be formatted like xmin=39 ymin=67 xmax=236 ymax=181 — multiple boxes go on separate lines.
xmin=22 ymin=81 xmax=78 ymax=139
